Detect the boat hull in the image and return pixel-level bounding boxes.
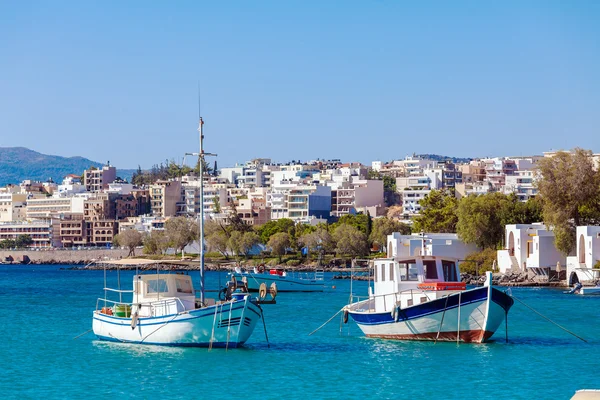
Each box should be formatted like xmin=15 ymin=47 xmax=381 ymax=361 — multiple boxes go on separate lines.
xmin=92 ymin=296 xmax=262 ymax=347
xmin=348 ymin=286 xmax=513 ymax=343
xmin=233 ymin=272 xmax=325 ymax=292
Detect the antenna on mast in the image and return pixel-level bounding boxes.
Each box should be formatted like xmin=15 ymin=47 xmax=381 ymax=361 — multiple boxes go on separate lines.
xmin=197 ymin=82 xmax=202 ymax=120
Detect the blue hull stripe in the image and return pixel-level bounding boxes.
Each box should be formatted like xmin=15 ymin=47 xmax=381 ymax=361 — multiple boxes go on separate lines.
xmin=350 ymin=287 xmax=513 ymax=326
xmin=93 ymin=301 xmax=261 ymax=328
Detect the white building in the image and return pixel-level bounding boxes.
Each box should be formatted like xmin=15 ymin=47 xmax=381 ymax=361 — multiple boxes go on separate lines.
xmin=26 ymin=196 xmax=86 ymax=220
xmin=497 ymin=224 xmax=565 ymax=274
xmin=385 ymin=232 xmax=478 ymax=261
xmin=566 ymin=226 xmax=600 ymax=285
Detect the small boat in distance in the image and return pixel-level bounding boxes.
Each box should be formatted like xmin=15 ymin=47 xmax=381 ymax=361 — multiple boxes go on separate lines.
xmin=344 ymin=254 xmax=514 ymax=343
xmin=566 ymin=267 xmax=600 ymax=295
xmin=231 ymin=266 xmax=325 ymax=292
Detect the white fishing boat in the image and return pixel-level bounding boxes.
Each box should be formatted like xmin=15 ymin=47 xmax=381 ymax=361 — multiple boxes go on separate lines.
xmin=92 ymin=117 xmax=274 ymax=348
xmin=344 ymin=255 xmax=514 ymax=343
xmin=231 ymin=266 xmax=325 ymax=292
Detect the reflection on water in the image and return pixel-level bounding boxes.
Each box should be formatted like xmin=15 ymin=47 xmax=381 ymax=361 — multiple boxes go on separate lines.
xmin=92 ymin=340 xmax=186 ymax=356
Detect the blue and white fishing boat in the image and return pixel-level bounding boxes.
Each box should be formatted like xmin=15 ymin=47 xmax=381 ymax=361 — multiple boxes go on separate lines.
xmin=345 ymin=255 xmax=514 ymax=343
xmin=92 ymin=117 xmax=270 ymax=348
xmin=231 ymin=266 xmax=325 ymax=292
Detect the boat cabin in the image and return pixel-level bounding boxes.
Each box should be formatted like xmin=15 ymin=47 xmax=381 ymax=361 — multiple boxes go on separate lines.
xmin=131 ymin=273 xmax=197 ymax=317
xmin=370 ymin=256 xmax=464 ymax=312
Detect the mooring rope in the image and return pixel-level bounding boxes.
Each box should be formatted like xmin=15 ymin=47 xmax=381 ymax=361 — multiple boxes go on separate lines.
xmin=73 ymin=329 xmax=93 ymax=340
xmin=511 ymin=295 xmax=587 ymax=343
xmin=309 ymin=308 xmax=344 ymax=336
xmin=258 ymin=304 xmax=270 ymax=348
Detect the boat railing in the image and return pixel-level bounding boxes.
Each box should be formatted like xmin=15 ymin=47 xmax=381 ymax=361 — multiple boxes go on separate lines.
xmin=349 ymin=289 xmax=434 ymax=312
xmin=95 ymin=296 xmax=188 ymax=317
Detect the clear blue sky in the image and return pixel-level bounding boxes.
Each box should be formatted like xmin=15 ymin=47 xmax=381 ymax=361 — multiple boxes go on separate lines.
xmin=1 ymin=1 xmax=599 ymax=170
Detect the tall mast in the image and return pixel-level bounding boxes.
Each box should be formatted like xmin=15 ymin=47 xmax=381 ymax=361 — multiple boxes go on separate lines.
xmin=198 ymin=116 xmax=205 ymax=304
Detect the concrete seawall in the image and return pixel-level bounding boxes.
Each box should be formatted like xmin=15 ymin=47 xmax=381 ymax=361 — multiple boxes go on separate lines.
xmin=0 ymin=249 xmax=131 ymax=264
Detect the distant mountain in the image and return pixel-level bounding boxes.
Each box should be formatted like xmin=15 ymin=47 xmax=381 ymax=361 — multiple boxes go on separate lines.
xmin=415 ymin=154 xmax=473 ymax=164
xmin=0 ymin=147 xmax=135 ymax=186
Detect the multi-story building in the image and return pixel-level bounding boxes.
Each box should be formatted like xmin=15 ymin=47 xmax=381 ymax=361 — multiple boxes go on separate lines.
xmin=503 ymin=170 xmax=538 ymax=201
xmin=84 ymin=164 xmax=117 ymax=192
xmin=0 ymin=193 xmax=27 ymax=222
xmin=56 ymin=174 xmax=87 ymax=197
xmin=237 ymin=197 xmax=271 ymax=226
xmin=0 ymin=221 xmax=57 ymax=248
xmin=59 ymin=214 xmax=88 ymax=248
xmin=150 ymin=180 xmax=182 ymax=217
xmin=26 ymin=196 xmax=86 ymax=220
xmin=330 ymin=179 xmax=384 ymax=217
xmin=181 ymin=178 xmax=228 ymax=218
xmin=89 ymin=220 xmax=118 ymax=247
xmin=84 ymin=193 xmax=118 ymax=221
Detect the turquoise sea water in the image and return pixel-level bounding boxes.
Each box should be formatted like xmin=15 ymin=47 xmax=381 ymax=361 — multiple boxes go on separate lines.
xmin=1 ymin=265 xmax=599 ymax=399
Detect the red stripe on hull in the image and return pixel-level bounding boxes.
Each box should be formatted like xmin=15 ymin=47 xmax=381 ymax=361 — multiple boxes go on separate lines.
xmin=366 ymin=330 xmax=495 ymax=343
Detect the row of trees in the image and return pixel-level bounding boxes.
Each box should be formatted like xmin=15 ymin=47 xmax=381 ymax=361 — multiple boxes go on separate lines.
xmin=204 ymin=214 xmax=411 ymax=261
xmin=113 ymin=217 xmax=198 ymax=256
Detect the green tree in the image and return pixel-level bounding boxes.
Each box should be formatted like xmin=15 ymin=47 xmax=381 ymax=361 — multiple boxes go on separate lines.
xmin=239 ymin=231 xmax=260 ymax=258
xmin=333 ymin=224 xmax=369 ymax=257
xmin=413 ymin=190 xmax=459 ymax=233
xmin=299 ymin=225 xmax=334 ymax=260
xmin=369 ymin=217 xmax=411 ymax=252
xmin=164 ymin=217 xmax=199 ymax=253
xmin=268 ymin=232 xmax=291 ymax=262
xmin=256 ymin=218 xmax=295 ymax=244
xmin=143 ymin=230 xmax=169 ymax=255
xmin=15 ymin=234 xmax=33 ymax=248
xmin=456 ymin=193 xmax=509 ymax=249
xmin=205 ymin=220 xmax=230 ymax=258
xmin=536 ymin=148 xmax=600 ymax=255
xmin=113 ymin=229 xmax=143 ymax=256
xmin=334 ymin=214 xmax=370 ymax=235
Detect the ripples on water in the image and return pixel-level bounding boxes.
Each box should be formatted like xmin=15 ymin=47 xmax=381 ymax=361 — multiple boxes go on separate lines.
xmin=1 ymin=265 xmax=599 ymax=399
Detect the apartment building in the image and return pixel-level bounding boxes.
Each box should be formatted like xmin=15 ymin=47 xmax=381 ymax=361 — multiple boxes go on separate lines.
xmin=150 ymin=180 xmax=182 ymax=217
xmin=0 ymin=221 xmax=57 ymax=248
xmin=330 ymin=179 xmax=384 ymax=217
xmin=503 ymin=170 xmax=538 ymax=201
xmin=0 ymin=193 xmax=27 ymax=222
xmin=84 ymin=164 xmax=117 ymax=192
xmin=84 ymin=193 xmax=117 ymax=221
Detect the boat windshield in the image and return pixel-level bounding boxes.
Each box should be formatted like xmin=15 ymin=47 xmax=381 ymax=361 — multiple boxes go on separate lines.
xmin=423 ymin=260 xmax=438 ymax=280
xmin=398 ymin=260 xmax=418 ymax=281
xmin=442 ymin=260 xmax=459 ymax=282
xmin=147 ymin=278 xmax=168 ymax=294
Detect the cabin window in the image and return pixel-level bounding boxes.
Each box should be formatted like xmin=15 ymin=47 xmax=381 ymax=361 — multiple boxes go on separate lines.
xmin=147 ymin=279 xmax=168 ymax=294
xmin=423 ymin=260 xmax=438 ymax=280
xmin=442 ymin=260 xmax=458 ymax=282
xmin=374 ymin=264 xmax=378 ymax=281
xmin=176 ymin=278 xmax=193 ymax=294
xmin=380 ymin=265 xmax=386 ymax=281
xmin=389 ymin=263 xmax=394 ymax=281
xmin=398 ymin=261 xmax=418 ymax=281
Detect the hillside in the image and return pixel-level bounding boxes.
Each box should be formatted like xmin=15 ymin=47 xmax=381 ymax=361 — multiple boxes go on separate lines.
xmin=0 ymin=147 xmax=134 ymax=186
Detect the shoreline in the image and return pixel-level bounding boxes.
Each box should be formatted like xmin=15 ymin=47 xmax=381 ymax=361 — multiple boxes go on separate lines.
xmin=0 ymin=249 xmax=574 ymax=288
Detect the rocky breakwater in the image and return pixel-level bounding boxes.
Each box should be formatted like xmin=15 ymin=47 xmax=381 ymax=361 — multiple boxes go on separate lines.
xmin=462 ymin=271 xmax=566 ymax=287
xmin=0 ymin=248 xmax=130 ymax=265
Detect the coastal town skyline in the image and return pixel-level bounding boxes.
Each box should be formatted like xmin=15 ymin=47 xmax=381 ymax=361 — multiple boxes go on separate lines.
xmin=2 ymin=2 xmax=599 ymax=168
